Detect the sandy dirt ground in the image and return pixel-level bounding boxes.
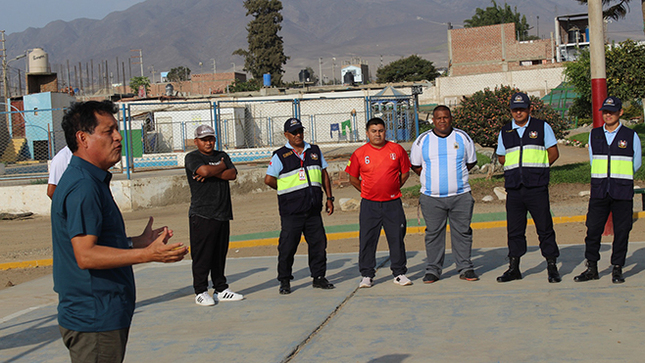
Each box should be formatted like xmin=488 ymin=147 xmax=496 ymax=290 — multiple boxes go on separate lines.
xmin=2 ymin=144 xmax=644 ymax=290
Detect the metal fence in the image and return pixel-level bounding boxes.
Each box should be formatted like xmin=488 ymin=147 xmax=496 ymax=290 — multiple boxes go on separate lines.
xmin=0 ymin=94 xmax=419 ymax=180
xmin=0 ymin=107 xmax=66 ymax=179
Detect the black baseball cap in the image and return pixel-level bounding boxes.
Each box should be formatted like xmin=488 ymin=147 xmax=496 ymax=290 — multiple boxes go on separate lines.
xmin=599 ymin=96 xmax=622 ymax=112
xmin=510 ymin=92 xmax=531 ymax=109
xmin=284 ymin=118 xmax=305 ymax=133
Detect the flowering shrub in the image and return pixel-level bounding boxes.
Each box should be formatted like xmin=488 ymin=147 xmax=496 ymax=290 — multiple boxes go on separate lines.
xmin=452 ymin=85 xmax=570 ymax=148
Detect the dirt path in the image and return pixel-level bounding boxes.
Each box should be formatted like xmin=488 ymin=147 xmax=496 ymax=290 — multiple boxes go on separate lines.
xmin=2 ymin=144 xmax=643 ymax=290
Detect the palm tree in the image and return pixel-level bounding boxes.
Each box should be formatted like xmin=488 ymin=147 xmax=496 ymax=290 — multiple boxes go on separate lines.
xmin=576 ymin=0 xmax=645 ymax=34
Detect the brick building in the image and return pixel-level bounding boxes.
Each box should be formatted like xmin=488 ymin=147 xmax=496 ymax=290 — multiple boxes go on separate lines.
xmin=149 ymin=72 xmax=246 ymax=96
xmin=449 ymin=23 xmax=557 ymax=77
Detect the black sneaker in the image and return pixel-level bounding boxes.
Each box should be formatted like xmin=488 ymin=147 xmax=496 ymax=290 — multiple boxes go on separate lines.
xmin=312 ymin=276 xmax=335 ymax=289
xmin=279 ymin=280 xmax=291 ymax=295
xmin=459 ymin=269 xmax=479 ymax=281
xmin=423 ymin=273 xmax=439 ymax=283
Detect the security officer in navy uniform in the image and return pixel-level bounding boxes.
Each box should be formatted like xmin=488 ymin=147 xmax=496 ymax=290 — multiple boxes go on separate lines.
xmin=574 ymin=96 xmax=642 ymax=283
xmin=495 ymin=92 xmax=562 ymax=283
xmin=265 ymin=118 xmax=336 ymax=294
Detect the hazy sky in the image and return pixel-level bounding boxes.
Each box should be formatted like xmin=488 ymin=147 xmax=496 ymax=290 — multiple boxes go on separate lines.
xmin=2 ymin=0 xmax=145 ymax=34
xmin=2 ymin=0 xmax=643 ymax=39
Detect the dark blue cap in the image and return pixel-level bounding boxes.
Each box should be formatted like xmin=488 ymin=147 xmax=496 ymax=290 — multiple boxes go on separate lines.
xmin=284 ymin=118 xmax=305 ymax=133
xmin=510 ymin=92 xmax=531 ymax=109
xmin=599 ymin=96 xmax=622 ymax=112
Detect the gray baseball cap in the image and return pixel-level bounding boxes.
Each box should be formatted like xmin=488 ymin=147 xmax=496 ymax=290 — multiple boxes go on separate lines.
xmin=194 ymin=125 xmax=215 ymax=139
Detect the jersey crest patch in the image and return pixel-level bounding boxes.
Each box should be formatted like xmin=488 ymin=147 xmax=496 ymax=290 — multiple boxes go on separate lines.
xmin=311 ymin=153 xmax=319 ymax=160
xmin=529 ymin=131 xmax=538 ymax=139
xmin=390 ymin=153 xmax=396 ymax=160
xmin=454 ymin=142 xmax=459 ymax=149
xmin=618 ymin=140 xmax=628 ymax=148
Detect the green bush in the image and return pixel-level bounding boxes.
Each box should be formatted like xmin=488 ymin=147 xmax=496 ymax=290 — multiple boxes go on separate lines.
xmin=452 ymin=85 xmax=570 ymax=149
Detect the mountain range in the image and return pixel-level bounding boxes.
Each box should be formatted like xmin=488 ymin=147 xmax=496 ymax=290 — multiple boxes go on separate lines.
xmin=4 ymin=0 xmax=643 ymax=84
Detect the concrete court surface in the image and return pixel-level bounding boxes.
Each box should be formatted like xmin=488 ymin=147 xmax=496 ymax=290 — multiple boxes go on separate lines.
xmin=2 ymin=243 xmax=645 ymax=362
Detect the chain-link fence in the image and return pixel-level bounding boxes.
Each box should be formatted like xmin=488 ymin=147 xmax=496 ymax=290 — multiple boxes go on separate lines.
xmin=0 ymin=107 xmax=65 ymax=178
xmin=0 ymin=94 xmax=419 ymax=180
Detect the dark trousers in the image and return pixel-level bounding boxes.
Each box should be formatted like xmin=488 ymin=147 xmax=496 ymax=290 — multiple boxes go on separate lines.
xmin=359 ymin=198 xmax=408 ymax=278
xmin=277 ymin=209 xmax=327 ymax=281
xmin=189 ymin=215 xmax=230 ymax=294
xmin=584 ymin=195 xmax=633 ymax=266
xmin=59 ymin=325 xmax=129 ymax=363
xmin=506 ymin=185 xmax=559 ymax=258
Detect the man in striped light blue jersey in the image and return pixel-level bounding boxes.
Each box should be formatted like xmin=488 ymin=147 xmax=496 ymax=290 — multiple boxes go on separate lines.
xmin=410 ymin=105 xmax=479 ymax=283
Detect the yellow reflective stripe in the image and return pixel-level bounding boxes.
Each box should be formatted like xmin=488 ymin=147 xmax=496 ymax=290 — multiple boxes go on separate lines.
xmin=591 ymin=156 xmax=608 ymax=177
xmin=276 ymin=165 xmax=323 ymax=195
xmin=504 ymin=149 xmax=520 ymax=171
xmin=307 ymin=167 xmax=322 ymax=184
xmin=610 ymin=159 xmax=634 ymax=179
xmin=277 ymin=172 xmax=306 ymax=193
xmin=521 ymin=146 xmax=548 ymax=166
xmin=591 ymin=155 xmax=633 ymax=180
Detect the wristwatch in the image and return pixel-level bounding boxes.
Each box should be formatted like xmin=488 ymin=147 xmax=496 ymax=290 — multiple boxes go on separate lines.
xmin=327 ymin=196 xmax=335 ymax=202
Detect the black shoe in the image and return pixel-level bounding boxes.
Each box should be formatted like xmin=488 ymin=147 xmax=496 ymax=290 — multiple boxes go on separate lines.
xmin=423 ymin=273 xmax=440 ymax=283
xmin=459 ymin=269 xmax=479 ymax=281
xmin=279 ymin=280 xmax=291 ymax=295
xmin=312 ymin=276 xmax=335 ymax=289
xmin=497 ymin=257 xmax=522 ymax=282
xmin=546 ymin=258 xmax=562 ymax=283
xmin=612 ymin=265 xmax=625 ymax=284
xmin=573 ymin=260 xmax=599 ymax=282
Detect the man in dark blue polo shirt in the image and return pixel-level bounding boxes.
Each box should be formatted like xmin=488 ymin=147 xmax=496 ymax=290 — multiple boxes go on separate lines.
xmin=51 ymin=100 xmax=188 ymax=363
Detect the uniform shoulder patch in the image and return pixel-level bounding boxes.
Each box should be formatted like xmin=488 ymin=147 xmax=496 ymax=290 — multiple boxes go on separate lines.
xmin=283 ymin=151 xmax=293 ymax=158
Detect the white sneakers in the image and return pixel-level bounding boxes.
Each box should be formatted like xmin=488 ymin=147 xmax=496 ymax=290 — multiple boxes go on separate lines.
xmin=195 ymin=291 xmax=215 ymax=306
xmin=393 ymin=274 xmax=413 ymax=286
xmin=195 ymin=289 xmax=244 ymax=306
xmin=216 ymin=289 xmax=244 ymax=302
xmin=359 ymin=275 xmax=413 ymax=288
xmin=359 ymin=276 xmax=373 ymax=288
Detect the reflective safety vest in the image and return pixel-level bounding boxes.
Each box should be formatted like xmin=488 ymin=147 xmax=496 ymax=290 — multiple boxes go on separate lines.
xmin=590 ymin=125 xmax=635 ymax=200
xmin=275 ymin=144 xmax=324 ymax=216
xmin=500 ymin=118 xmax=550 ymax=189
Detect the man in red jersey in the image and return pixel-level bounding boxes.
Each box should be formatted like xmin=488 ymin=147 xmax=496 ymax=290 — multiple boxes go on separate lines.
xmin=345 ymin=117 xmax=412 ymax=288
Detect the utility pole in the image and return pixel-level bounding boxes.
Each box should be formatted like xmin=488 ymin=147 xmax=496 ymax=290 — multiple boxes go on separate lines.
xmin=332 ymin=57 xmax=336 ymax=85
xmin=130 ymin=49 xmax=144 ymax=77
xmin=588 ymin=0 xmax=607 ymax=127
xmin=319 ymin=57 xmax=323 ymax=86
xmin=1 ymin=30 xmax=9 ymax=113
xmin=149 ymin=65 xmax=156 ymax=83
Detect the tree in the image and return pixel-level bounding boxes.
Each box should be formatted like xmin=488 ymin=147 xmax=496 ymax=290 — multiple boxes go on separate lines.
xmin=564 ymin=39 xmax=645 ymax=118
xmin=129 ymin=76 xmax=150 ymax=95
xmin=376 ymin=55 xmax=439 ymax=83
xmin=229 ymin=78 xmax=262 ymax=93
xmin=452 ymin=85 xmax=569 ymax=150
xmin=464 ymin=0 xmax=539 ymax=40
xmin=233 ymin=0 xmax=289 ymax=86
xmin=167 ymin=66 xmax=191 ymax=82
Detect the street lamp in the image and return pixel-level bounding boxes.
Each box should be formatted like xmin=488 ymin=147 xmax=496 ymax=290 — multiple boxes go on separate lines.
xmin=3 ymin=53 xmax=26 ymax=110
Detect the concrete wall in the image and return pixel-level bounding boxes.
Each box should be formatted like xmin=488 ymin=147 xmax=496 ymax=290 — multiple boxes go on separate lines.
xmin=419 ymin=66 xmax=566 ymax=106
xmin=0 ymin=161 xmax=349 ymax=216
